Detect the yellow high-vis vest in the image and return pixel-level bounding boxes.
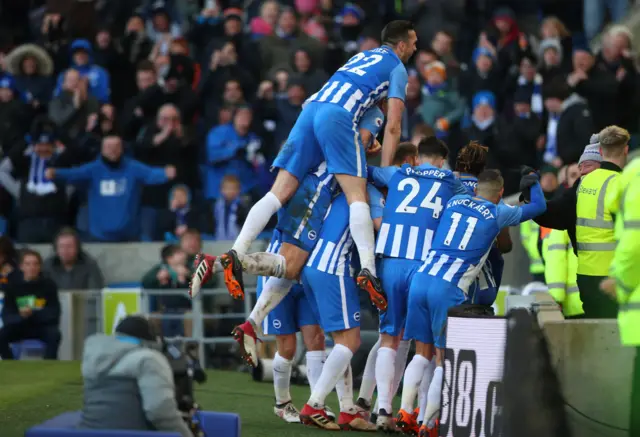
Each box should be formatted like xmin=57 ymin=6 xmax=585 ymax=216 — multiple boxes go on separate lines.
xmin=520 ymin=221 xmax=544 ymax=275
xmin=575 ymin=168 xmax=618 ymax=276
xmin=607 ymin=159 xmax=640 ymax=346
xmin=542 ymin=229 xmax=583 ymax=317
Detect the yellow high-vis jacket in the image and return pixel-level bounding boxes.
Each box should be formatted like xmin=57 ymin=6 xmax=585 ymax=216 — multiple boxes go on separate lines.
xmin=542 ymin=229 xmax=583 ymax=317
xmin=520 ymin=221 xmax=544 ymax=275
xmin=606 ymin=158 xmax=640 ymax=346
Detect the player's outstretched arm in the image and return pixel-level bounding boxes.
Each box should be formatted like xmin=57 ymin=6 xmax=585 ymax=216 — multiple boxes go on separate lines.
xmin=518 ymin=182 xmax=546 ymax=222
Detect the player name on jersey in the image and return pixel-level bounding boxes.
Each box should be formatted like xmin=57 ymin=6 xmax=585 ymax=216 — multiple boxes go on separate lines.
xmin=448 ymin=198 xmax=496 ymax=220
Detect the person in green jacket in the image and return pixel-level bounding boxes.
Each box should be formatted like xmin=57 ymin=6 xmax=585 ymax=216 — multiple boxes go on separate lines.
xmin=520 ymin=220 xmax=545 ymax=282
xmin=418 ymin=61 xmax=466 ymax=139
xmin=543 ymin=229 xmax=583 ymax=317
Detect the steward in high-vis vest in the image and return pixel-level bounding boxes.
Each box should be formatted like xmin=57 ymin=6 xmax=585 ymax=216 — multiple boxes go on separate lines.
xmin=576 ymin=126 xmax=628 ymax=318
xmin=520 ymin=221 xmax=544 ymax=282
xmin=603 ymin=153 xmax=640 ymax=436
xmin=542 ymin=229 xmax=583 ymax=317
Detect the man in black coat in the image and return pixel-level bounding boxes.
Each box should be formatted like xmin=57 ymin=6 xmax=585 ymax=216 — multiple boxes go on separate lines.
xmin=0 ymin=249 xmax=61 ymax=359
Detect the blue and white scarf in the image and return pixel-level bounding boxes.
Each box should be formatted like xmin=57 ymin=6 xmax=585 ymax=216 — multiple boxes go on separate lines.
xmin=215 ymin=198 xmax=239 ymax=240
xmin=544 ymin=113 xmax=560 ymax=164
xmin=174 ymin=207 xmax=190 ymax=227
xmin=518 ymin=73 xmax=543 ymax=115
xmin=26 ymin=152 xmax=57 ymax=195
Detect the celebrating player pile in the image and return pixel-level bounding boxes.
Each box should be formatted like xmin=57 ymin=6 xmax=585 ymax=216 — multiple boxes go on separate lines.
xmin=189 ymin=18 xmax=547 ymax=435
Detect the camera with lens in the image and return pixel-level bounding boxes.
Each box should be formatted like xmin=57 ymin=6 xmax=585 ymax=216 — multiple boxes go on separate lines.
xmin=163 ymin=342 xmax=207 ymax=437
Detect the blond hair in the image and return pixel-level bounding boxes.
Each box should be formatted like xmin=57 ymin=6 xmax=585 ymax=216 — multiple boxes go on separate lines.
xmin=541 ymin=16 xmax=571 ymax=38
xmin=598 ymin=125 xmax=629 ymax=154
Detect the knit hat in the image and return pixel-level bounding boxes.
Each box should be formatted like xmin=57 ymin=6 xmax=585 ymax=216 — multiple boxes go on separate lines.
xmin=115 ymin=315 xmax=157 ymax=342
xmin=223 ymin=7 xmax=243 ymax=21
xmin=472 ymin=47 xmax=495 ymax=63
xmin=513 ymin=86 xmax=532 ymax=104
xmin=579 ymin=144 xmax=603 ymax=164
xmin=250 ymin=17 xmax=273 ymax=36
xmin=573 ymin=42 xmax=593 ymax=56
xmin=295 ymin=0 xmax=318 ymax=15
xmin=472 ymin=90 xmax=496 ymax=110
xmin=339 ymin=3 xmax=365 ymax=22
xmin=0 ymin=75 xmax=14 ymax=90
xmin=424 ymin=61 xmax=446 ymax=79
xmin=539 ymin=38 xmax=563 ymax=60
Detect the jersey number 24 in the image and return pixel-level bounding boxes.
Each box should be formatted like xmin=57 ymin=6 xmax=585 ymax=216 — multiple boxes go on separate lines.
xmin=395 ymin=179 xmax=443 ymax=218
xmin=338 ymin=52 xmax=383 ymax=76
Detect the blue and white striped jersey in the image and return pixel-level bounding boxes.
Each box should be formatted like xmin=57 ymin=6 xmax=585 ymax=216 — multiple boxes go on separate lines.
xmin=419 ymin=194 xmax=524 ymax=294
xmin=305 ymin=46 xmax=408 ymax=125
xmin=306 ymin=185 xmax=384 ymax=277
xmin=369 ymin=163 xmax=467 ymax=261
xmin=458 ymin=173 xmax=478 ymax=195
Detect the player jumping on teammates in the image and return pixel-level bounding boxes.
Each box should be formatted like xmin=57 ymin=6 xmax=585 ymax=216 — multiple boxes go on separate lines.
xmin=398 ymin=170 xmax=546 ymax=437
xmin=212 ymin=21 xmax=417 ymax=313
xmin=363 ymin=137 xmax=468 ymax=432
xmin=298 ymin=183 xmax=385 ymax=430
xmin=189 ymin=106 xmax=386 ymax=368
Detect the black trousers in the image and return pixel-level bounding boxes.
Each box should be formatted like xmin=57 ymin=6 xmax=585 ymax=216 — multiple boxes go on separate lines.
xmin=576 ymin=274 xmax=618 ymax=318
xmin=0 ymin=321 xmax=61 ymax=359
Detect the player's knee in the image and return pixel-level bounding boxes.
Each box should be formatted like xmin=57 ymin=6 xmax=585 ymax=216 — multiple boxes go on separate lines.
xmin=280 ymin=243 xmax=307 ymax=280
xmin=275 ymin=334 xmax=297 ymax=360
xmin=336 ymin=174 xmax=367 ymax=204
xmin=333 ymin=328 xmax=361 ymax=353
xmin=301 ymin=326 xmax=325 ymax=351
xmin=380 ymin=333 xmax=400 ymax=350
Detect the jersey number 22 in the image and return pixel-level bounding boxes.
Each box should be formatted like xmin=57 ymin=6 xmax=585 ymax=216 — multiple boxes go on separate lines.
xmin=338 ymin=52 xmax=383 ymax=76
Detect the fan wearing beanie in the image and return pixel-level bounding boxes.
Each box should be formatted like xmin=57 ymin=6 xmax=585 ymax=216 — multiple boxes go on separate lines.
xmin=77 ymin=315 xmax=191 ymax=437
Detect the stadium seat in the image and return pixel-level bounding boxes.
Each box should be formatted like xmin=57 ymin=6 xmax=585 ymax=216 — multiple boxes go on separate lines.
xmin=25 ymin=411 xmax=241 ymax=437
xmin=11 ymin=339 xmax=45 ymax=359
xmin=107 ymin=282 xmax=142 ymax=288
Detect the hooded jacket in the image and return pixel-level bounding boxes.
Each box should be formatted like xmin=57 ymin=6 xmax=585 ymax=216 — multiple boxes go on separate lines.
xmin=54 ymin=39 xmax=111 ymax=103
xmin=78 ymin=334 xmax=191 ymax=437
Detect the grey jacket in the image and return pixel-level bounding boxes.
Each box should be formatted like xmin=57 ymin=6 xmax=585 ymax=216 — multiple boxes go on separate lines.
xmin=78 ymin=334 xmax=192 ymax=437
xmin=43 ymin=252 xmax=104 ymax=290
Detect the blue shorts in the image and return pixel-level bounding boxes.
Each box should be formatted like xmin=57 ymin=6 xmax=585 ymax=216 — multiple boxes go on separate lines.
xmin=378 ymin=257 xmax=422 ymax=336
xmin=272 ymin=102 xmax=367 ymax=180
xmin=403 ymin=273 xmax=466 ymax=348
xmin=275 ymin=171 xmax=336 ymax=253
xmin=259 ymin=279 xmax=317 ymax=335
xmin=301 ymin=268 xmax=361 ymax=333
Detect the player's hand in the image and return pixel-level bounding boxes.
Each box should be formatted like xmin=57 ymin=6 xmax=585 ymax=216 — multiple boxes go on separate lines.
xmin=366 ymin=139 xmax=382 ymax=156
xmin=19 ymin=307 xmax=32 ymax=318
xmin=520 ymin=165 xmax=536 ymax=177
xmin=45 ymin=168 xmax=56 ymax=180
xmin=600 ymin=277 xmax=617 ymax=299
xmin=165 ymin=165 xmax=177 ymax=179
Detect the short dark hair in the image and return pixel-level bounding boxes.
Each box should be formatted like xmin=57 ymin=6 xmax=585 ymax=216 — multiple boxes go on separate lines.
xmin=20 ymin=249 xmax=42 ymax=265
xmin=137 ymin=60 xmax=155 ymax=73
xmin=477 ymin=169 xmax=504 ymax=196
xmin=161 ymin=244 xmax=181 ymax=262
xmin=542 ymin=75 xmax=570 ymax=101
xmin=418 ymin=136 xmax=448 ymax=159
xmin=55 ymin=226 xmax=80 ymax=245
xmin=393 ymin=142 xmax=418 ymax=165
xmin=455 ymin=141 xmax=488 ymax=176
xmin=381 ymin=20 xmax=415 ymax=46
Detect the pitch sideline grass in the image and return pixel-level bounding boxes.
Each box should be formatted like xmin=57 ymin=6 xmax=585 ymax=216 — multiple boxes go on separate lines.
xmin=0 ymin=361 xmax=365 ymax=437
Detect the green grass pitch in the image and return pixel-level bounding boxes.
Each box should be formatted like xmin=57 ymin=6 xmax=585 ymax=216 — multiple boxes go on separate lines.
xmin=0 ymin=361 xmax=392 ymax=437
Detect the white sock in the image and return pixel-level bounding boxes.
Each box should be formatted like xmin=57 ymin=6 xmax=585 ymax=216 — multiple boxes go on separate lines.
xmin=392 ymin=340 xmax=411 ymax=397
xmin=308 ymin=344 xmax=353 ymax=408
xmin=424 ymin=366 xmax=443 ymax=428
xmin=375 ymin=347 xmax=396 ymax=414
xmin=417 ymin=359 xmax=435 ymax=423
xmin=335 ymin=364 xmax=355 ymax=412
xmin=240 ymin=252 xmax=287 ymax=278
xmin=249 ymin=277 xmax=293 ymax=330
xmin=306 ymin=350 xmax=326 ymax=392
xmin=273 ymin=352 xmax=293 ymax=405
xmin=358 ymin=337 xmax=381 ymax=403
xmin=349 ymin=202 xmax=377 ymax=275
xmin=400 ymin=354 xmax=428 ymax=412
xmin=232 ymin=192 xmax=282 ymax=255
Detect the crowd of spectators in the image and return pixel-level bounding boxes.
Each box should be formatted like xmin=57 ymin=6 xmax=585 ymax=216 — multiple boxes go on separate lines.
xmin=0 ymin=0 xmax=638 ymax=246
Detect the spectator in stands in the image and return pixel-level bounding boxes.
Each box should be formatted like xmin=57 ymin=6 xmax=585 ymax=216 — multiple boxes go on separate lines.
xmin=179 ymin=228 xmax=204 ymax=266
xmin=77 ymin=103 xmax=118 ymax=160
xmin=568 ymin=45 xmax=618 ymax=130
xmin=539 ymin=16 xmax=573 ymax=71
xmin=49 ymin=69 xmax=100 ymax=141
xmin=0 ymin=249 xmax=61 ymax=360
xmin=0 ymin=118 xmax=79 ymax=243
xmin=45 ymin=134 xmax=176 ymax=242
xmin=460 ymin=47 xmax=500 ymax=110
xmin=93 ymin=27 xmax=128 ymax=108
xmin=141 ymin=244 xmax=192 ymax=336
xmin=431 ymin=30 xmax=459 ymax=73
xmin=146 ymin=1 xmax=182 ymax=43
xmin=419 ymin=61 xmax=465 ymax=140
xmin=204 ymin=106 xmax=263 ymax=200
xmin=54 ymin=39 xmax=111 ymax=103
xmin=121 ymin=61 xmax=158 ymax=139
xmin=0 ymin=76 xmax=31 ymax=157
xmin=402 ymin=73 xmax=423 ymax=141
xmin=43 ymin=227 xmax=105 ymax=290
xmin=463 ymin=91 xmax=499 ymax=165
xmin=121 ymin=15 xmax=154 ymax=67
xmin=135 ymin=104 xmax=196 ymax=240
xmin=78 ymin=315 xmax=191 ymax=437
xmin=542 ymin=76 xmax=594 ymax=168
xmin=0 ymin=236 xmax=19 ymax=291
xmin=539 ymin=165 xmax=561 ymax=199
xmin=538 ymin=38 xmax=567 ymax=83
xmin=290 ymin=47 xmax=327 ymax=96
xmin=505 ymin=52 xmax=544 ymax=117
xmin=259 ymin=6 xmax=323 ymax=76
xmin=158 ymin=185 xmax=210 ymax=242
xmin=250 ymin=0 xmax=279 ymax=39
xmin=4 ymin=43 xmax=55 ymax=109
xmin=213 ymin=175 xmax=247 ymax=241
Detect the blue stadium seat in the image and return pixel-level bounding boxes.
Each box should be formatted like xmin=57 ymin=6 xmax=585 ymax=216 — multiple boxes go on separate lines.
xmin=25 ymin=410 xmax=241 ymax=437
xmin=76 ymin=206 xmax=89 ymax=234
xmin=11 ymin=339 xmax=45 ymax=359
xmin=107 ymin=282 xmax=142 ymax=289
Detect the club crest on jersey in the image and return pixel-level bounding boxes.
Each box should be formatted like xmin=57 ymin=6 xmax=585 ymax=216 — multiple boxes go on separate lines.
xmin=375 ymin=117 xmax=383 ymax=127
xmin=273 ymin=319 xmax=282 ymax=329
xmin=353 ymin=312 xmax=360 ymax=322
xmin=308 ymin=230 xmax=317 ymax=241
